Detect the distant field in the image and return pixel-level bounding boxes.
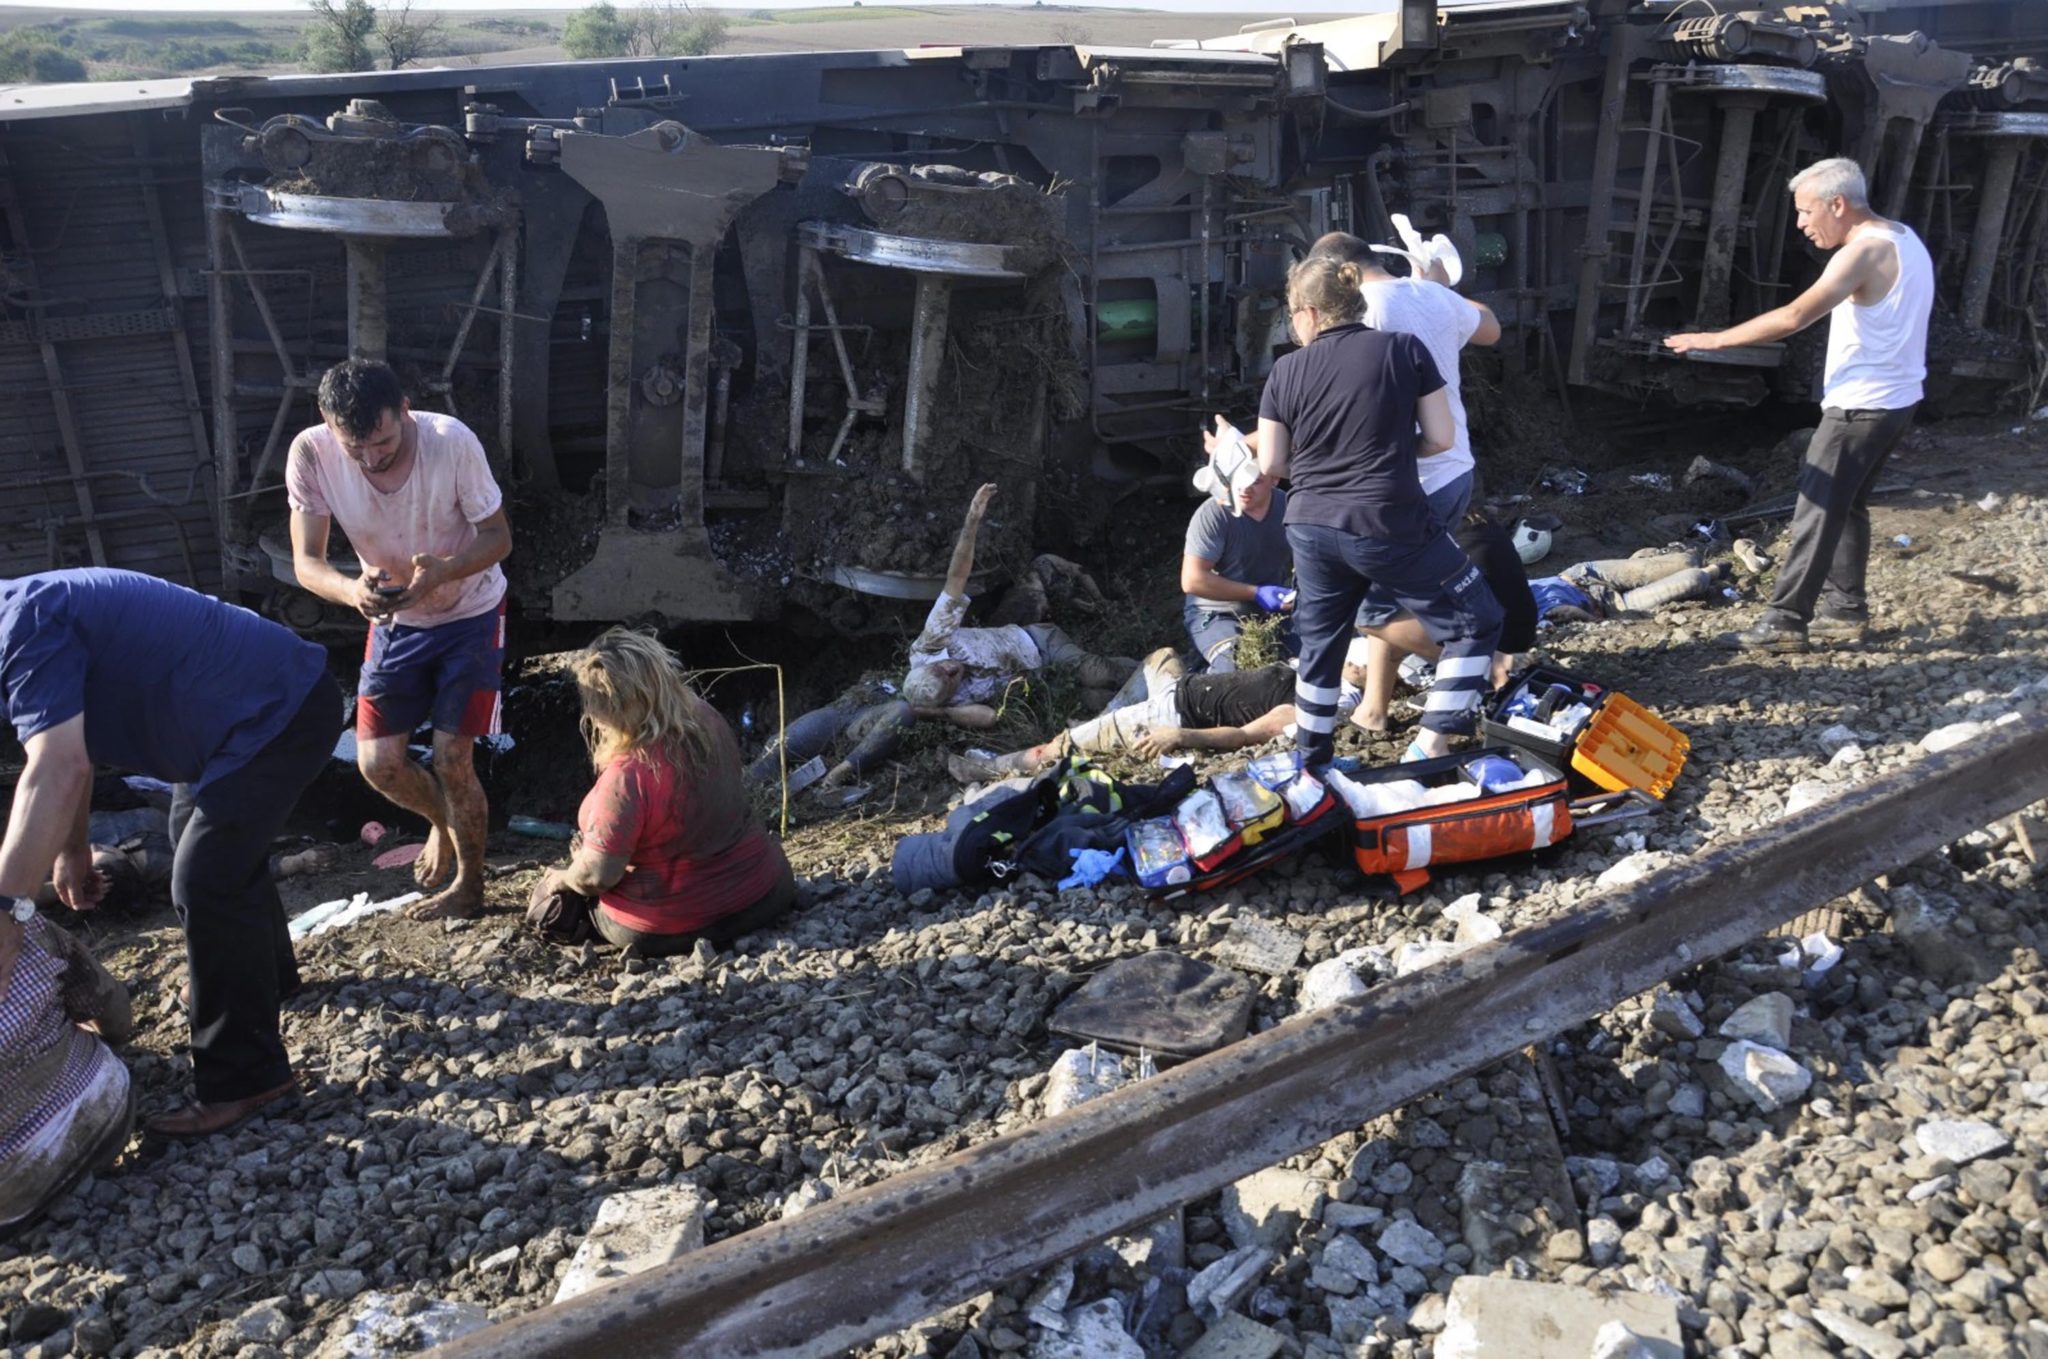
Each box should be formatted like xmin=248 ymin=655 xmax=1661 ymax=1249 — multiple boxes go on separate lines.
xmin=761 ymin=6 xmax=927 ymax=23
xmin=0 ymin=6 xmax=1343 ymax=80
xmin=0 ymin=7 xmax=559 ymax=78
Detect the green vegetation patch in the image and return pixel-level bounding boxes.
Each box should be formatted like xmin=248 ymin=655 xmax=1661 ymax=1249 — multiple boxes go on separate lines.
xmin=0 ymin=29 xmax=85 ymax=83
xmin=94 ymin=17 xmax=257 ymax=38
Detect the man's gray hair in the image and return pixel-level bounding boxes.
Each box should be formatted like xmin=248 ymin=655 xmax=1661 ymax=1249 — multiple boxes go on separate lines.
xmin=1789 ymin=157 xmax=1868 ymax=209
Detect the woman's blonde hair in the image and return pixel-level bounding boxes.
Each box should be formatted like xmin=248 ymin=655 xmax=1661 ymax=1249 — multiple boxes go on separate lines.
xmin=1285 ymin=254 xmax=1367 ymax=331
xmin=572 ymin=627 xmax=717 ymax=772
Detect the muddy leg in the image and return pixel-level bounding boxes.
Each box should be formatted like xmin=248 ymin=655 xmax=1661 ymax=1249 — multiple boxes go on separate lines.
xmin=358 ymin=734 xmax=455 ymax=890
xmin=407 ymin=732 xmax=486 ymax=921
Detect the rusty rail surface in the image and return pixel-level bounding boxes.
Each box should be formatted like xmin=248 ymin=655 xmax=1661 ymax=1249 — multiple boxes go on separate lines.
xmin=437 ymin=712 xmax=2048 ymax=1359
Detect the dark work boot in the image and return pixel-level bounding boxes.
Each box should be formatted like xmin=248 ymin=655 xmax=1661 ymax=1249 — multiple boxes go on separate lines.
xmin=1725 ymin=619 xmax=1809 ymax=653
xmin=1807 ymin=613 xmax=1869 ymax=644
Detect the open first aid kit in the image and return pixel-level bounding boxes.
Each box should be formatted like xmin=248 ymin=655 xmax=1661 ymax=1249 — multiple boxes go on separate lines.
xmin=1328 ymin=746 xmax=1572 ymax=895
xmin=1478 ymin=664 xmax=1690 ymax=800
xmin=1130 ymin=750 xmax=1345 ymax=899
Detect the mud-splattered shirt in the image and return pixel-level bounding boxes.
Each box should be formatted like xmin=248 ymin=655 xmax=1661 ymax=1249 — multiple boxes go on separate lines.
xmin=285 ymin=411 xmax=507 ymax=629
xmin=906 ymin=591 xmax=1042 ymax=705
xmin=578 ymin=699 xmax=789 ymax=936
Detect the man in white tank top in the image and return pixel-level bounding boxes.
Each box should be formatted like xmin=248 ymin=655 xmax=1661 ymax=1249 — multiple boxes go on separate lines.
xmin=1665 ymin=157 xmax=1932 ymax=652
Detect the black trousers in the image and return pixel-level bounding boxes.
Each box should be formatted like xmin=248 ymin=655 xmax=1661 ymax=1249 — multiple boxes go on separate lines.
xmin=1762 ymin=405 xmax=1916 ymax=628
xmin=591 ymin=856 xmax=798 ymax=957
xmin=170 ymin=673 xmax=343 ymax=1102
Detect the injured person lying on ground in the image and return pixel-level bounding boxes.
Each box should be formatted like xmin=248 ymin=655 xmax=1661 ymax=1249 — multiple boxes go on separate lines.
xmin=28 ymin=809 xmax=337 ymax=916
xmin=946 ymin=640 xmax=1374 ymax=783
xmin=1531 ymin=547 xmax=1731 ymax=625
xmin=750 ymin=485 xmax=1135 ymax=795
xmin=899 ymin=484 xmax=1136 ymax=721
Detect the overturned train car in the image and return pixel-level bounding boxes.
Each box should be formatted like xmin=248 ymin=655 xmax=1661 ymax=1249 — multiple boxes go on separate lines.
xmin=1 ymin=0 xmax=2043 ymax=631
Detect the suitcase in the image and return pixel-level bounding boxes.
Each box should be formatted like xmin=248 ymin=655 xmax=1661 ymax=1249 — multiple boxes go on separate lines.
xmin=1330 ymin=746 xmax=1573 ymax=895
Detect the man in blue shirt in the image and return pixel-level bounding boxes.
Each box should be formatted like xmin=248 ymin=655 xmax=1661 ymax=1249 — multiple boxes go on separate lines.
xmin=0 ymin=570 xmax=340 ymax=1137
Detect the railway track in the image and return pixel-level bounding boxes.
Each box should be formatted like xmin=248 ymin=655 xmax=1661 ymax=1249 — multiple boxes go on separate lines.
xmin=437 ymin=711 xmax=2048 ymax=1359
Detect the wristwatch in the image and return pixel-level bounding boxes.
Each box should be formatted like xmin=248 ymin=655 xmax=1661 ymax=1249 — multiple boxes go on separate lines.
xmin=8 ymin=897 xmax=33 ymax=925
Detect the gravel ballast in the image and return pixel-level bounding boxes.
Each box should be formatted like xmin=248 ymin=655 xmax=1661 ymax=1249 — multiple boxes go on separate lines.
xmin=3 ymin=419 xmax=2046 ymax=1359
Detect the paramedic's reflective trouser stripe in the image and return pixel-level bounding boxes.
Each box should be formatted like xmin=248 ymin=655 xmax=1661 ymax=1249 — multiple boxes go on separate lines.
xmin=1286 ymin=522 xmax=1504 ymax=769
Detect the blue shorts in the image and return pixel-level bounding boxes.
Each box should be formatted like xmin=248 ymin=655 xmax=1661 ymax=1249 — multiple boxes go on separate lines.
xmin=357 ymin=600 xmax=505 ymax=740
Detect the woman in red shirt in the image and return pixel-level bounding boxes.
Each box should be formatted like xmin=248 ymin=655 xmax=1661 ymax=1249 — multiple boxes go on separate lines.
xmin=551 ymin=629 xmax=795 ymax=954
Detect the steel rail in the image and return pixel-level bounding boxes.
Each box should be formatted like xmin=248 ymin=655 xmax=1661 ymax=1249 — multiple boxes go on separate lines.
xmin=437 ymin=711 xmax=2048 ymax=1359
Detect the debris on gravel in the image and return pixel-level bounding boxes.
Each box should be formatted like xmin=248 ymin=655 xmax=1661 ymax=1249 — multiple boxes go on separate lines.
xmin=3 ymin=419 xmax=2045 ymax=1359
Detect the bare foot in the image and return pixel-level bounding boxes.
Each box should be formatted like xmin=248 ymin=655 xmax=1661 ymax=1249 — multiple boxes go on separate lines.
xmin=1350 ymin=712 xmax=1390 ymax=734
xmin=405 ymin=882 xmax=483 ymax=922
xmin=412 ymin=827 xmax=454 ymax=890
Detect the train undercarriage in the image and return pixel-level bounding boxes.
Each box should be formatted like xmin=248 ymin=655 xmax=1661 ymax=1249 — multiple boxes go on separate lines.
xmin=2 ymin=0 xmax=2044 ymax=632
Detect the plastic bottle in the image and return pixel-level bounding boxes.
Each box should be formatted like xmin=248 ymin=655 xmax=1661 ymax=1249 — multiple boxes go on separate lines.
xmin=508 ymin=815 xmax=576 ymax=840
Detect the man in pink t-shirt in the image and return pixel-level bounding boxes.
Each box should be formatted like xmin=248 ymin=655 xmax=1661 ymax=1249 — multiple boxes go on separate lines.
xmin=287 ymin=360 xmax=513 ymax=921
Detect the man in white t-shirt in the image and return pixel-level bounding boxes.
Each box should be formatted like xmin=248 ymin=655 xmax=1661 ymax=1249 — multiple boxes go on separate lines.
xmin=287 ymin=360 xmax=513 ymax=921
xmin=1309 ymin=230 xmax=1500 ymax=528
xmin=1666 ymin=157 xmax=1932 ymax=653
xmin=900 ymin=485 xmax=1134 ymax=718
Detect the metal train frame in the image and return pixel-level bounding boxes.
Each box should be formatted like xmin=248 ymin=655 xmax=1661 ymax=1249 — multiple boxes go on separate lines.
xmin=2 ymin=0 xmax=2043 ymax=631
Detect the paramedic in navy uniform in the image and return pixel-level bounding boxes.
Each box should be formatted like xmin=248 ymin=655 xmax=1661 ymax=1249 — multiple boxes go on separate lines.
xmin=1255 ymin=253 xmax=1503 ymax=771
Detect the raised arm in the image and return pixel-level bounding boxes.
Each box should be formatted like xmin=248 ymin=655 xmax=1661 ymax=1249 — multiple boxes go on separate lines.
xmin=943 ymin=483 xmax=999 ymax=600
xmin=1466 ymin=299 xmax=1502 ymax=347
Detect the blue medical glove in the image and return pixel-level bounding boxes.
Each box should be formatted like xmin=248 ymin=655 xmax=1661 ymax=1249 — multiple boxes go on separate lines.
xmin=1059 ymin=846 xmax=1128 ymax=890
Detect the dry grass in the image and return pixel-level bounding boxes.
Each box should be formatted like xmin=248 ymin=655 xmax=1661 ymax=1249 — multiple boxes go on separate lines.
xmin=1234 ymin=612 xmax=1287 ymax=671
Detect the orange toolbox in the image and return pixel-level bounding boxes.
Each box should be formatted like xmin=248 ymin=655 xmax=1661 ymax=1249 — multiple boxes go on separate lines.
xmin=1479 ymin=665 xmax=1689 ymax=799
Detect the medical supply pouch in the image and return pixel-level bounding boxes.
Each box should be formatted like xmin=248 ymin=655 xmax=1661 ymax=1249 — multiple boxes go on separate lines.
xmin=1244 ymin=751 xmax=1336 ymax=825
xmin=1333 ymin=746 xmax=1571 ymax=895
xmin=1128 ymin=817 xmax=1192 ymax=889
xmin=1246 ymin=750 xmax=1301 ymax=790
xmin=1175 ymin=788 xmax=1242 ymax=873
xmin=1151 ymin=788 xmax=1346 ymax=903
xmin=1212 ymin=771 xmax=1286 ymax=847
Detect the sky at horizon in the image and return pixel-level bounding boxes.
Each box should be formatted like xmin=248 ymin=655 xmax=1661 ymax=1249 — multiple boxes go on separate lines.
xmin=0 ymin=0 xmax=1406 ymax=12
